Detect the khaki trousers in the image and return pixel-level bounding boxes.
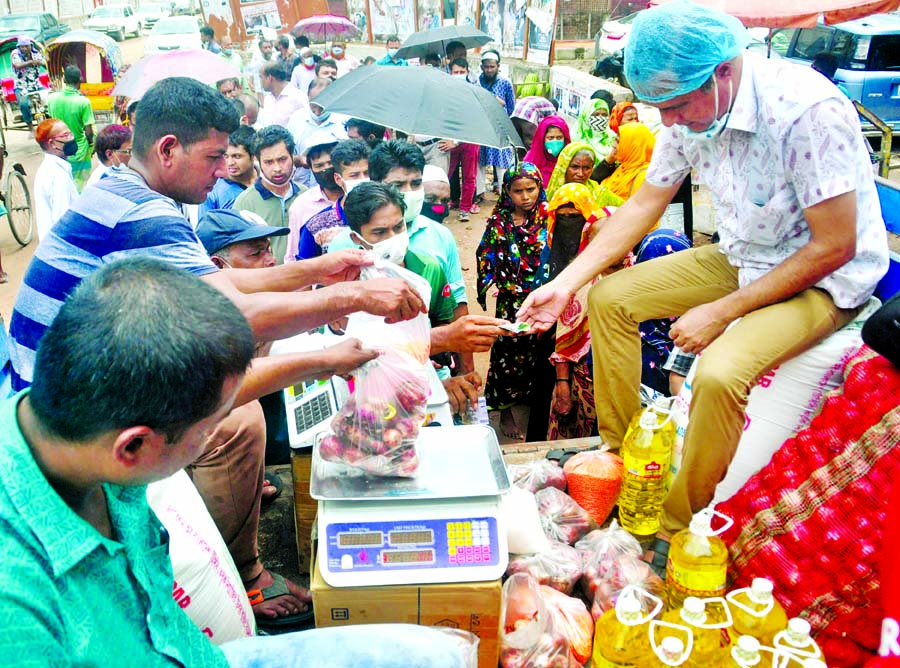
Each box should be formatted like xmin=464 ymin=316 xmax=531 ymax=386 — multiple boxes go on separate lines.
xmin=587 ymin=245 xmax=858 ymax=533
xmin=189 ymin=399 xmax=266 ymax=583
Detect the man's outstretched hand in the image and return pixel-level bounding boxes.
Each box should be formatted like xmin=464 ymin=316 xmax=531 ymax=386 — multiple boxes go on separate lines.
xmin=314 ymin=249 xmax=373 ymax=285
xmin=353 ymin=277 xmax=427 ymax=324
xmin=516 ymin=284 xmax=572 ymax=333
xmin=322 ymin=338 xmax=378 ymax=378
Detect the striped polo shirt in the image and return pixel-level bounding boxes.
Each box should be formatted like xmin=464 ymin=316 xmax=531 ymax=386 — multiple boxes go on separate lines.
xmin=7 ymin=169 xmax=217 ymax=392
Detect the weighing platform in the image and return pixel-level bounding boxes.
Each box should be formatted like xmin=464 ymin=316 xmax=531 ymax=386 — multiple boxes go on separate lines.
xmin=311 ymin=425 xmax=510 ymax=587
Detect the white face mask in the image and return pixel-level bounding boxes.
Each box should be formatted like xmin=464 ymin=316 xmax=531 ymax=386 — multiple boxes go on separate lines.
xmin=341 ymin=177 xmax=369 ymax=194
xmin=401 ymin=187 xmax=425 ymax=223
xmin=332 ymin=46 xmax=344 ymax=55
xmin=367 ymin=231 xmax=409 ymax=265
xmin=260 ymin=166 xmax=295 ymax=190
xmin=677 ymin=74 xmax=733 ymax=141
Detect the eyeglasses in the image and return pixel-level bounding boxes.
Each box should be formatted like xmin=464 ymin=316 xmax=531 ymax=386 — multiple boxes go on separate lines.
xmin=114 ymin=149 xmax=132 ymax=155
xmin=50 ymin=132 xmax=74 ymax=140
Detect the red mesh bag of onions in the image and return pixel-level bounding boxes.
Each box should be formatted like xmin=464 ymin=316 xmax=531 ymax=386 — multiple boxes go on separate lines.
xmin=716 ymin=346 xmax=900 ymax=667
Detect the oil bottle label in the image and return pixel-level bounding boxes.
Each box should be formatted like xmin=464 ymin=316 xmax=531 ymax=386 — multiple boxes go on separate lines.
xmin=624 ymin=454 xmax=666 ymax=480
xmin=667 ymin=555 xmax=727 ymax=597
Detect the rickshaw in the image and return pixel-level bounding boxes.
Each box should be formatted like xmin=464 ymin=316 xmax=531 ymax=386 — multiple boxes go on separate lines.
xmin=0 ymin=36 xmax=50 ymax=134
xmin=45 ymin=30 xmax=124 ymax=125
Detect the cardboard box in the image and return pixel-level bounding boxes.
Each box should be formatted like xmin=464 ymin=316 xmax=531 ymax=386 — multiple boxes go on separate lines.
xmin=291 ymin=450 xmax=316 ymax=574
xmin=311 ymin=561 xmax=501 ymax=668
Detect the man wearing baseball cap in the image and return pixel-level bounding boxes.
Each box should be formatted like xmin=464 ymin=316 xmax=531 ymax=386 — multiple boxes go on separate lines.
xmin=519 ymin=0 xmax=888 ymax=565
xmin=198 ymin=208 xmax=287 ymax=270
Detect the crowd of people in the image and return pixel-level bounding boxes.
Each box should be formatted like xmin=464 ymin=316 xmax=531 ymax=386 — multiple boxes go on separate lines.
xmin=0 ymin=0 xmax=893 ymax=663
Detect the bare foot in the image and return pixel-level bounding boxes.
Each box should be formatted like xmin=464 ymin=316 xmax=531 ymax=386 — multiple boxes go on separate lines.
xmin=245 ymin=569 xmax=311 ymax=620
xmin=500 ymin=407 xmax=523 ymax=440
xmin=0 ymin=271 xmax=7 ymax=284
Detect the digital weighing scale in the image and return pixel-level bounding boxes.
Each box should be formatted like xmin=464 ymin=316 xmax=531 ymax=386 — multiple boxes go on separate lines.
xmin=311 ymin=425 xmax=510 ymax=587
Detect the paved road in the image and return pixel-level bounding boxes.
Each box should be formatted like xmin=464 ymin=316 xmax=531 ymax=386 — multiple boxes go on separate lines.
xmin=0 ymin=34 xmax=146 ymax=320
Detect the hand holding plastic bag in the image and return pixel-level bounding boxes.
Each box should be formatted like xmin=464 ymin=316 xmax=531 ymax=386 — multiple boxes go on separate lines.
xmin=318 ymin=261 xmax=432 ymax=477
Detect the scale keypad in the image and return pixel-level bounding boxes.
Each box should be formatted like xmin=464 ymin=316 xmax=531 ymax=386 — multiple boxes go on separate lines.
xmin=447 ymin=520 xmax=492 ymax=565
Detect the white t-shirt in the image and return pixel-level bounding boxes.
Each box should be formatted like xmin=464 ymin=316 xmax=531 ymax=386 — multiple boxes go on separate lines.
xmin=33 ymin=153 xmax=78 ymax=241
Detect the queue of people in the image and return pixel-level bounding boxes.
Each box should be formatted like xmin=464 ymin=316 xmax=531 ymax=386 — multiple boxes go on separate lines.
xmin=1 ymin=0 xmax=892 ymax=663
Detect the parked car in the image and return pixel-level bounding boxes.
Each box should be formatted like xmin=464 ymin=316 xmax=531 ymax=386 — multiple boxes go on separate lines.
xmin=136 ymin=3 xmax=171 ymax=32
xmin=143 ymin=16 xmax=201 ymax=55
xmin=0 ymin=12 xmax=70 ymax=45
xmin=768 ymin=13 xmax=900 ymax=131
xmin=84 ymin=5 xmax=142 ymax=41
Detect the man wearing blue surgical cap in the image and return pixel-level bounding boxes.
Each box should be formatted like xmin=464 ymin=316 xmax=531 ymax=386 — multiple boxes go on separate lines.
xmin=519 ymin=0 xmax=889 ymax=559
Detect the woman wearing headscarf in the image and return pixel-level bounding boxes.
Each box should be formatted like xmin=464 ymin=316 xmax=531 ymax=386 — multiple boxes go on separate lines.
xmin=601 ymin=122 xmax=657 ymax=200
xmin=575 ymin=99 xmax=617 ymax=158
xmin=523 ymin=115 xmax=571 ymax=187
xmin=477 ymin=163 xmax=549 ymax=440
xmin=511 ymin=96 xmax=557 ymax=154
xmin=608 ymin=101 xmax=639 ymax=135
xmin=546 ymin=141 xmax=624 ymax=208
xmin=532 ymin=183 xmax=613 ymax=439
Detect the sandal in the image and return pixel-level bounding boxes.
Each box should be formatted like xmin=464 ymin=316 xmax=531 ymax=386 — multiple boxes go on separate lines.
xmin=261 ymin=472 xmax=283 ymax=507
xmin=248 ymin=573 xmax=315 ymax=632
xmin=469 ymin=204 xmax=480 ymax=214
xmin=458 ymin=211 xmax=470 ymax=222
xmin=643 ymin=536 xmax=670 ymax=579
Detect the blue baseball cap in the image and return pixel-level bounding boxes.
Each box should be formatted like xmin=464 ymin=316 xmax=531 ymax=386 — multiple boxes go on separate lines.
xmin=197 ymin=209 xmax=289 ymax=255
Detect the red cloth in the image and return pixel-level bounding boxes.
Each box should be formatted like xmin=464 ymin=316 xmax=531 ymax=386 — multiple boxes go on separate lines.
xmin=716 ymin=346 xmax=900 ymax=667
xmin=865 ymin=477 xmax=900 ymax=666
xmin=523 ymin=115 xmax=571 ymax=186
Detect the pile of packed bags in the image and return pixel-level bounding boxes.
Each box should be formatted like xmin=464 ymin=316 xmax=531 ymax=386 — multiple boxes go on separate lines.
xmin=500 ymin=453 xmax=667 ymax=667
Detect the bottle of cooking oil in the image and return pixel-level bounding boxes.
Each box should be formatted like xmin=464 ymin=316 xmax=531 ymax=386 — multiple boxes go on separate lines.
xmin=666 ymin=508 xmax=732 ymax=609
xmin=727 ymin=636 xmax=770 ymax=667
xmin=727 ymin=578 xmax=789 ymax=646
xmin=641 ymin=621 xmax=693 ymax=667
xmin=618 ymin=407 xmax=675 ymax=540
xmin=662 ymin=597 xmax=727 ymax=666
xmin=593 ymin=586 xmax=661 ymax=667
xmin=772 ymin=618 xmax=823 ymax=662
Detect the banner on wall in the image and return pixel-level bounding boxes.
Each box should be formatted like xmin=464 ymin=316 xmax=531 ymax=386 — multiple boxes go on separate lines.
xmin=526 ymin=0 xmax=556 ymax=64
xmin=239 ymin=1 xmax=282 ymax=32
xmin=456 ymin=0 xmax=477 ymax=27
xmin=418 ymin=0 xmax=442 ymax=31
xmin=478 ymin=0 xmax=525 ymax=58
xmin=369 ymin=0 xmax=416 ymax=40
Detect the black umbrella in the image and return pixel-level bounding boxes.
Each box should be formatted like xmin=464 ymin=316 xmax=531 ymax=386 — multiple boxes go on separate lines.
xmin=313 ymin=65 xmax=522 ymax=149
xmin=396 ymin=24 xmax=493 ymax=60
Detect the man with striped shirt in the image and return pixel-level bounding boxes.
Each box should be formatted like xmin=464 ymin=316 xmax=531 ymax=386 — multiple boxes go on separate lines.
xmin=5 ymin=76 xmax=425 ymax=630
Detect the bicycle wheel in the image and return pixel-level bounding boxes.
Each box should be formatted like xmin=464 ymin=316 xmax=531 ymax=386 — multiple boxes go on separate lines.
xmin=6 ymin=169 xmax=33 ymax=246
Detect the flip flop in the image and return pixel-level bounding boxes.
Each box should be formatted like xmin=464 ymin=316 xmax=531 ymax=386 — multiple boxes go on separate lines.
xmin=249 ymin=572 xmax=315 ymax=632
xmin=261 ymin=472 xmax=283 ymax=507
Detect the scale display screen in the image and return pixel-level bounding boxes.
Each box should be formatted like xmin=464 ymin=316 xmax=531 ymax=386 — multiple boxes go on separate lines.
xmin=338 ymin=531 xmax=384 ymax=547
xmin=383 ymin=549 xmax=434 ymax=565
xmin=389 ymin=529 xmax=433 ymax=546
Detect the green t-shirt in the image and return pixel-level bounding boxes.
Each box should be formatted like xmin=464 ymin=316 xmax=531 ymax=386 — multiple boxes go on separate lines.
xmin=404 ymin=250 xmax=457 ymax=325
xmin=0 ymin=391 xmax=229 ymax=667
xmin=47 ymin=87 xmax=95 ymax=164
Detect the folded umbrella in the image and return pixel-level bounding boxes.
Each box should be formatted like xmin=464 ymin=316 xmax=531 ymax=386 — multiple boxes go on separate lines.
xmin=112 ymin=50 xmax=241 ymax=98
xmin=396 ymin=24 xmax=493 ymax=60
xmin=313 ymin=65 xmax=523 ymax=149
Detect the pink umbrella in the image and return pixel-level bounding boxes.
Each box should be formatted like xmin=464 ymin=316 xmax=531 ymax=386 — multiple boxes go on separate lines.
xmin=291 ymin=15 xmax=360 ymax=41
xmin=112 ymin=49 xmax=242 ymax=98
xmin=649 ymin=0 xmax=900 ymax=27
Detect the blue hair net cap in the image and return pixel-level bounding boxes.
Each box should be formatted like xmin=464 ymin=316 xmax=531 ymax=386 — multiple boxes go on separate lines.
xmin=624 ymin=0 xmax=750 ymax=103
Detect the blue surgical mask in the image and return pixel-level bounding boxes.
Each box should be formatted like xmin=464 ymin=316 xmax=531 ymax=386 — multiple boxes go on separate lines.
xmin=387 ymin=48 xmax=399 ymax=58
xmin=544 ymin=138 xmax=565 ymax=157
xmin=677 ymin=74 xmax=733 ymax=141
xmin=311 ymin=108 xmax=331 ymax=123
xmin=223 ymin=48 xmax=233 ymax=56
xmin=332 ymin=46 xmax=344 ymax=55
xmin=303 ymin=56 xmax=315 ymax=66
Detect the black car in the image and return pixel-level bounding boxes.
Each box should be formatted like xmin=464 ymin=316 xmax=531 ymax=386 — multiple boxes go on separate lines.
xmin=0 ymin=12 xmax=70 ymax=45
